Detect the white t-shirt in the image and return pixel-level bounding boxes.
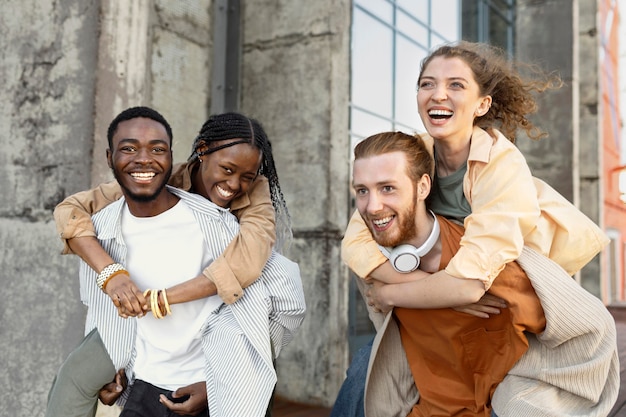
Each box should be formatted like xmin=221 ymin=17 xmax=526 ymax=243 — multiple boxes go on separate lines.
xmin=121 ymin=200 xmax=221 ymax=390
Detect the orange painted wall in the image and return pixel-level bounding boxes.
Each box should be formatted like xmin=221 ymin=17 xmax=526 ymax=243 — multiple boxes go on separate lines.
xmin=601 ymin=0 xmax=626 ymax=303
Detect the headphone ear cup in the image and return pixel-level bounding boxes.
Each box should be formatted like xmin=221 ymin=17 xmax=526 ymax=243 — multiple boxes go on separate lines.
xmin=389 ymin=244 xmax=421 ymax=273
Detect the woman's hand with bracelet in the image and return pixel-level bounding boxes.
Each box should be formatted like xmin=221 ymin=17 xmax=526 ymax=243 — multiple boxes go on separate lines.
xmin=101 ymin=266 xmax=147 ymax=318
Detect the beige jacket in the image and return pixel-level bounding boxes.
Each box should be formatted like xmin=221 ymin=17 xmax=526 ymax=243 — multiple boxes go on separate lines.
xmin=358 ymin=247 xmax=619 ymax=417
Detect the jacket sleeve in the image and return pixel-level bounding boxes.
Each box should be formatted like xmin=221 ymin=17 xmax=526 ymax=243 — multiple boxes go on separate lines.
xmin=445 ymin=135 xmax=541 ymax=289
xmin=264 ymin=253 xmax=306 ymax=357
xmin=492 ymin=246 xmax=619 ymax=416
xmin=53 ymin=181 xmax=123 ymax=254
xmin=341 ymin=209 xmax=389 ymax=278
xmin=202 ymin=176 xmax=276 ymax=304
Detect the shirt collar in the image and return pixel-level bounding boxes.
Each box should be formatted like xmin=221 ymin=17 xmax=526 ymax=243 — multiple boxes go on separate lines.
xmin=467 ymin=126 xmax=496 ymax=164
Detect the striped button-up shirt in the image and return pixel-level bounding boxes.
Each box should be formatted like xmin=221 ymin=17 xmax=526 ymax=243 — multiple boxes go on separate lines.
xmin=79 ymin=186 xmax=306 ymax=417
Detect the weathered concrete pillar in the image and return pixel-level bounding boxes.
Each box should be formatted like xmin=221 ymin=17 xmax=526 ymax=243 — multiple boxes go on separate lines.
xmin=92 ymin=0 xmax=212 ymax=182
xmin=0 ymin=1 xmax=100 ymax=415
xmin=576 ymin=0 xmax=604 ymax=295
xmin=91 ymin=0 xmax=152 ymax=186
xmin=240 ymin=0 xmax=352 ymax=405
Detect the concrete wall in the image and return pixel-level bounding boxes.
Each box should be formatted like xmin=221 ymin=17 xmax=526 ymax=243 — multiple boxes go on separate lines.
xmin=0 ymin=1 xmax=99 ymax=416
xmin=240 ymin=0 xmax=352 ymax=405
xmin=516 ymin=1 xmax=577 ymax=202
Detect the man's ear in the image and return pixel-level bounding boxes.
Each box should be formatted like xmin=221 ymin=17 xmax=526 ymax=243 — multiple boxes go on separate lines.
xmin=106 ymin=149 xmax=113 ymax=169
xmin=417 ymin=173 xmax=431 ymax=201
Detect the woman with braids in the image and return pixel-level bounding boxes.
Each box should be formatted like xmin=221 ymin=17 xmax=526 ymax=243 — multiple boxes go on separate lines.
xmin=49 ymin=111 xmax=293 ymax=416
xmin=338 ymin=42 xmax=615 ymax=416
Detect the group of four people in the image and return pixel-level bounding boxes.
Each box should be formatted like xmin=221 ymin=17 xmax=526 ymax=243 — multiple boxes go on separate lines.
xmin=46 ymin=41 xmax=619 ymax=417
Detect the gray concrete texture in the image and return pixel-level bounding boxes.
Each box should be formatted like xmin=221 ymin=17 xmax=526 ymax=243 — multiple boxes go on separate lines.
xmin=0 ymin=0 xmax=99 ymax=414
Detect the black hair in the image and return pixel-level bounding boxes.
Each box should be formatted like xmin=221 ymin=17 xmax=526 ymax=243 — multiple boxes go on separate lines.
xmin=188 ymin=112 xmax=292 ymax=251
xmin=107 ymin=106 xmax=173 ymax=149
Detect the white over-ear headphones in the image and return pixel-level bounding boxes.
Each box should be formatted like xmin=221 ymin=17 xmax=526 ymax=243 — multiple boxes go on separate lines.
xmin=378 ymin=210 xmax=440 ymax=273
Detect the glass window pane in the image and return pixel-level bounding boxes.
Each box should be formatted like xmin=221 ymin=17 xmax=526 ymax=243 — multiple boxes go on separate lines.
xmin=355 ymin=0 xmax=393 ymax=24
xmin=396 ymin=120 xmax=426 ymax=135
xmin=432 ymin=0 xmax=460 ymax=41
xmin=489 ymin=9 xmax=510 ymax=51
xmin=492 ymin=0 xmax=512 ymax=11
xmin=461 ymin=0 xmax=479 ymax=41
xmin=430 ymin=34 xmax=448 ymax=50
xmin=395 ymin=37 xmax=427 ymax=130
xmin=351 ymin=9 xmax=393 ymax=117
xmin=350 ymin=108 xmax=394 ymax=141
xmin=397 ymin=0 xmax=429 ymax=23
xmin=397 ymin=10 xmax=429 ymax=47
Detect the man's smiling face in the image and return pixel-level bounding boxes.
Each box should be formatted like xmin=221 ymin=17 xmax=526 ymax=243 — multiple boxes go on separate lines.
xmin=107 ymin=117 xmax=172 ymax=204
xmin=352 ymin=151 xmax=418 ymax=247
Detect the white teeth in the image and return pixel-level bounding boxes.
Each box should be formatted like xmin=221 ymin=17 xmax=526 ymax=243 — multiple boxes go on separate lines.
xmin=217 ymin=185 xmax=234 ymax=198
xmin=131 ymin=172 xmax=155 ymax=179
xmin=428 ymin=109 xmax=453 ymax=116
xmin=373 ymin=216 xmax=393 ymax=227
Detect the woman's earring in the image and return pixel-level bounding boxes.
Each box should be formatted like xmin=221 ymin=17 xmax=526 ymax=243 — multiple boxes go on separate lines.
xmin=199 ymin=158 xmax=203 ymax=163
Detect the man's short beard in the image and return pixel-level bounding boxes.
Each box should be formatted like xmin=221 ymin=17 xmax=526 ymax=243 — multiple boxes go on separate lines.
xmin=365 ymin=188 xmax=418 ymax=247
xmin=113 ymin=166 xmax=172 ymax=203
xmin=371 ymin=204 xmax=417 ymax=247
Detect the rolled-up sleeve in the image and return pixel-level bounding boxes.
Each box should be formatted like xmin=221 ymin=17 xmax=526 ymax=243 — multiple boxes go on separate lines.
xmin=53 ymin=181 xmax=123 ymax=254
xmin=202 ymin=176 xmax=276 ymax=304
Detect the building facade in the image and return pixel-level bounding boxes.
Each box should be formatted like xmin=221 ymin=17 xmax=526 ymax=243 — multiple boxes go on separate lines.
xmin=601 ymin=0 xmax=626 ymax=305
xmin=1 ymin=0 xmax=623 ymax=415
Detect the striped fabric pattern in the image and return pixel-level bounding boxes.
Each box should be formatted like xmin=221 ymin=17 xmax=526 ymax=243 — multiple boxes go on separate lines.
xmin=80 ymin=186 xmax=306 ymax=416
xmin=80 ymin=200 xmax=135 ymax=372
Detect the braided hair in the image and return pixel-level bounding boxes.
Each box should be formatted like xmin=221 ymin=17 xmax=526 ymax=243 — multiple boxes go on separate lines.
xmin=188 ymin=112 xmax=292 ymax=251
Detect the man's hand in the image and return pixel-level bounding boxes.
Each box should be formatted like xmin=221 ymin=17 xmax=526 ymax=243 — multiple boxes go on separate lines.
xmin=160 ymin=381 xmax=207 ymax=416
xmin=452 ymin=293 xmax=507 ymax=318
xmin=365 ymin=279 xmax=393 ymax=314
xmin=105 ymin=273 xmax=147 ymax=318
xmin=98 ymin=369 xmax=127 ymax=406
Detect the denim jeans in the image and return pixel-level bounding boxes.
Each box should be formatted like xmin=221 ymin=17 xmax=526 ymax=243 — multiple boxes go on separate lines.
xmin=120 ymin=379 xmax=209 ymax=417
xmin=329 ymin=339 xmax=372 ymax=417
